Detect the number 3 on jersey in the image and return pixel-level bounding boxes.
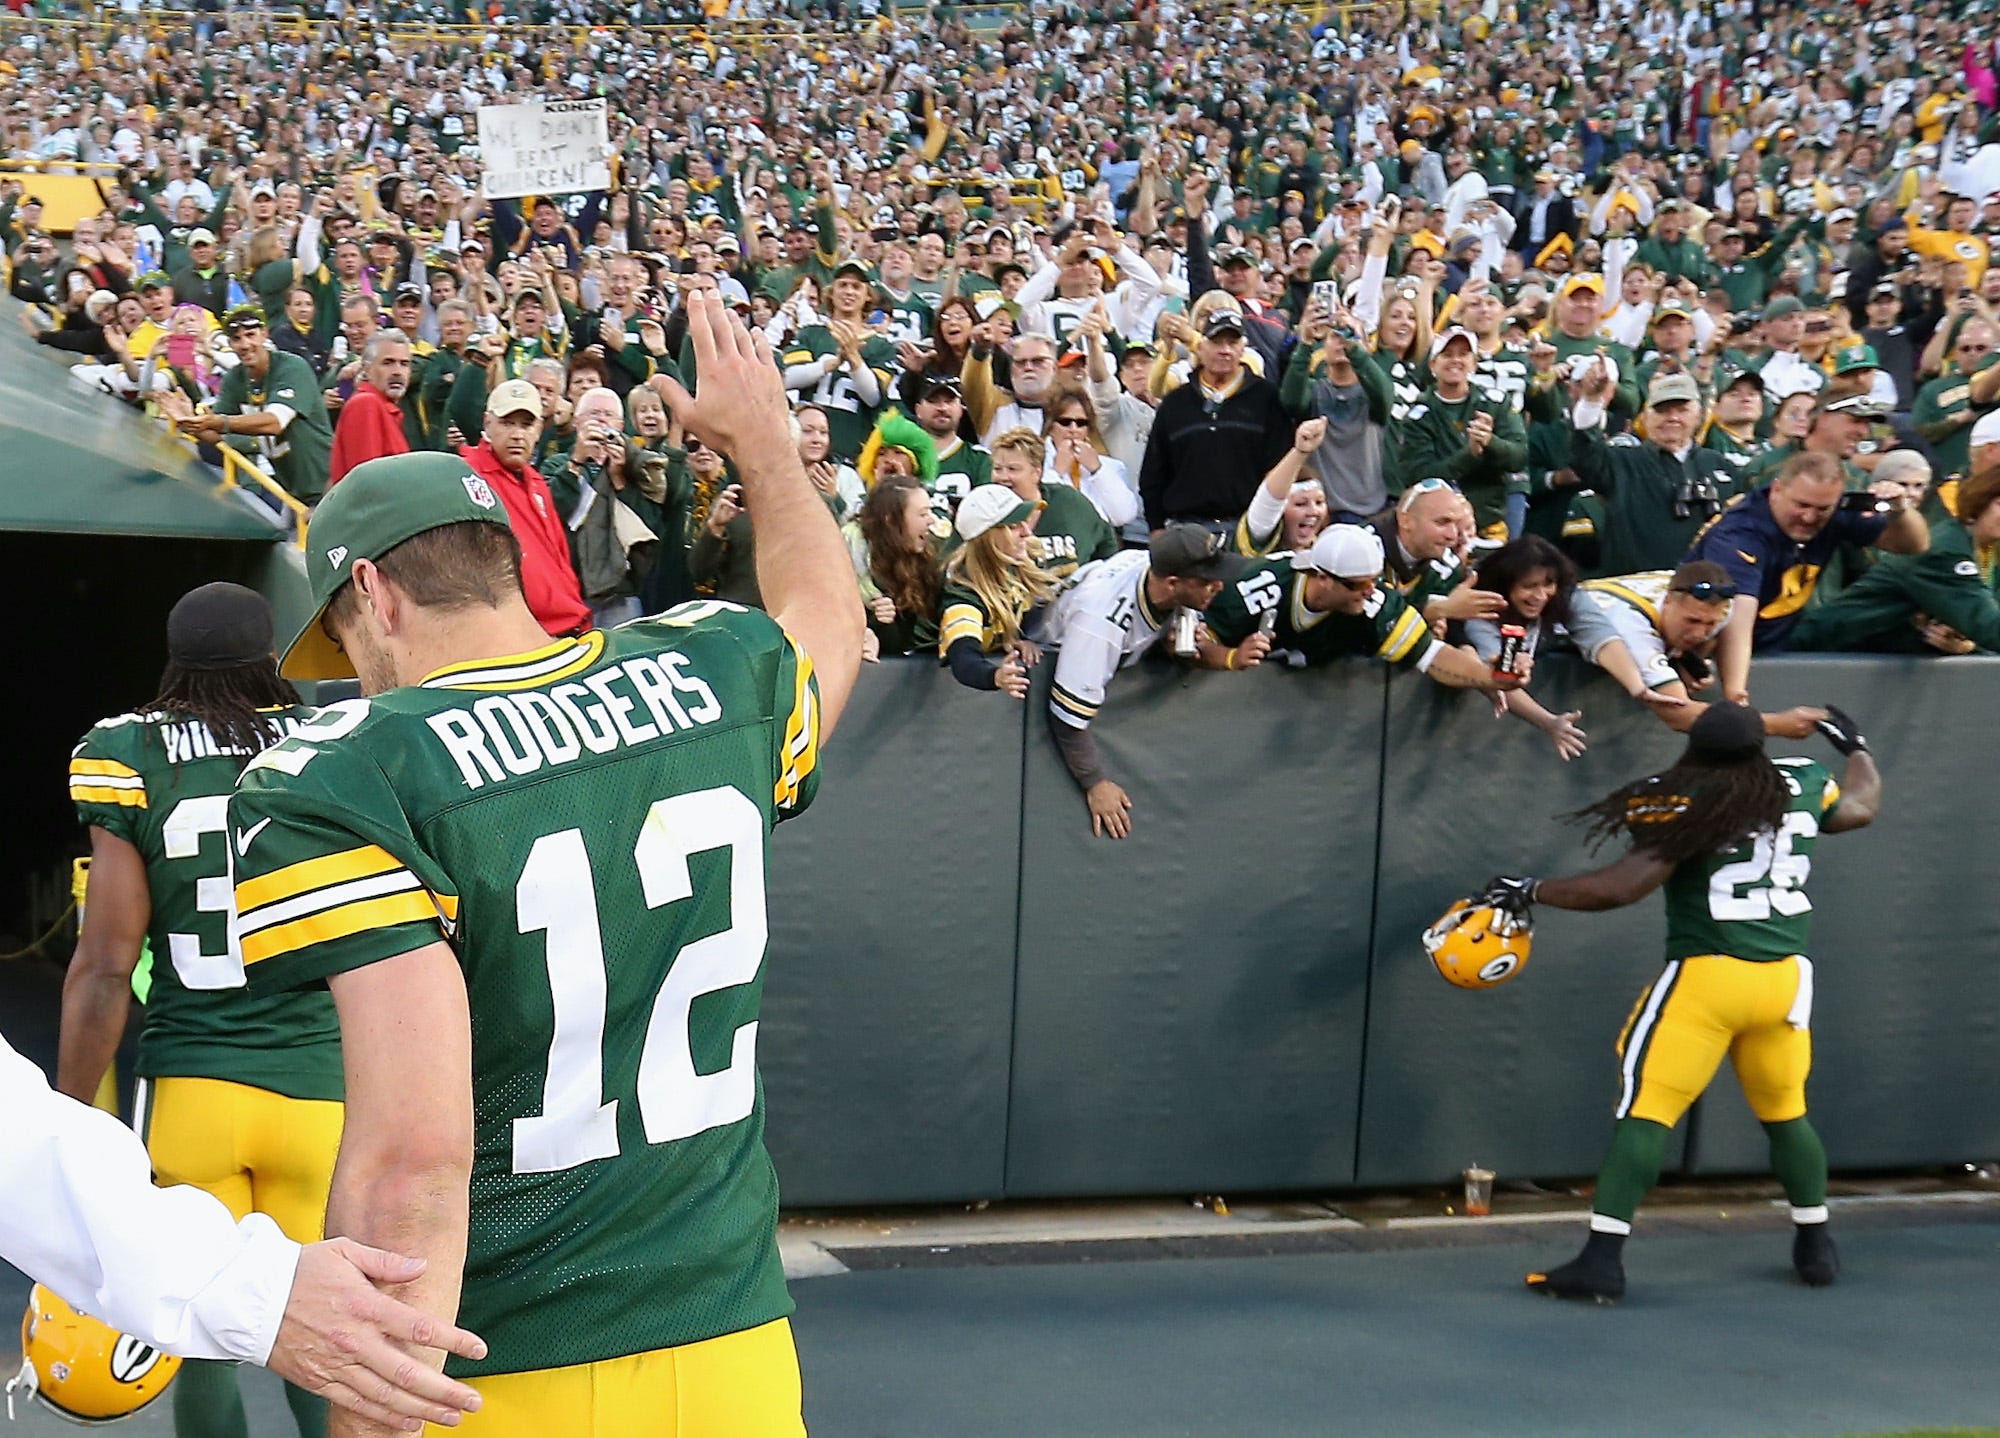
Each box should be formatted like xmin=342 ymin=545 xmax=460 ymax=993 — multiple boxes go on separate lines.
xmin=512 ymin=785 xmax=765 ymax=1175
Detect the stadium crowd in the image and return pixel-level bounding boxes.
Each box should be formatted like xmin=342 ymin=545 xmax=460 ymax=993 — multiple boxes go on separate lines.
xmin=7 ymin=0 xmax=2000 ymax=832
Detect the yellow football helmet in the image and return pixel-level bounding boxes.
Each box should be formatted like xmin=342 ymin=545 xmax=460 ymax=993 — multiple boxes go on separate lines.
xmin=7 ymin=1284 xmax=181 ymax=1425
xmin=1422 ymin=899 xmax=1533 ymax=989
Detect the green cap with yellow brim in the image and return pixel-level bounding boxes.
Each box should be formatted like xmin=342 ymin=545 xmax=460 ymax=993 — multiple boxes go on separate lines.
xmin=281 ymin=452 xmax=514 ymax=681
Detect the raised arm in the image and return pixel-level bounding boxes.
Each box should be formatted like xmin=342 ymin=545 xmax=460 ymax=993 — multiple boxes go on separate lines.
xmin=659 ymin=292 xmax=864 ymax=736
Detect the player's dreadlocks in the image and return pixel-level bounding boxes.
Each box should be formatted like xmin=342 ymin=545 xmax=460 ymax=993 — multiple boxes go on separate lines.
xmin=151 ymin=582 xmax=299 ymax=757
xmin=1566 ymin=703 xmax=1790 ymax=866
xmin=149 ymin=656 xmax=299 ymax=757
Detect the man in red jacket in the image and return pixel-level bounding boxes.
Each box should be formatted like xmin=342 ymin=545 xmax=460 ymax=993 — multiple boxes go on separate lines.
xmin=460 ymin=379 xmax=592 ymax=636
xmin=328 ymin=331 xmax=413 ymax=487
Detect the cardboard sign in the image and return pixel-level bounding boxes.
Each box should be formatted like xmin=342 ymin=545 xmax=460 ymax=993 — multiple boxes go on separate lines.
xmin=478 ymin=98 xmax=609 ymax=200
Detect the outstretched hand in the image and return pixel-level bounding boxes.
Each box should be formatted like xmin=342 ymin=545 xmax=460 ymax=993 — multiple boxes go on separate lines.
xmin=654 ymin=291 xmax=792 ymax=464
xmin=268 ymin=1238 xmax=487 ymax=1431
xmin=1814 ymin=704 xmax=1869 ymax=755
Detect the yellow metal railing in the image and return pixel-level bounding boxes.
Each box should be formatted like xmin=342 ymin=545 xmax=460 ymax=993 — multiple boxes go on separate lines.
xmin=212 ymin=440 xmax=311 ymax=548
xmin=216 ymin=444 xmax=310 ymax=547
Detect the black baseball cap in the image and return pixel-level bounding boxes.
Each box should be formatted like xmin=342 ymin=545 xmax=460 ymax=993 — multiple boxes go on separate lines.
xmin=167 ymin=582 xmax=274 ymax=671
xmin=1202 ymin=309 xmax=1248 ymax=339
xmin=1688 ymin=701 xmax=1766 ymax=759
xmin=393 ymin=282 xmax=425 ymax=303
xmin=1148 ymin=524 xmax=1247 ymax=581
xmin=917 ymin=373 xmax=963 ymax=399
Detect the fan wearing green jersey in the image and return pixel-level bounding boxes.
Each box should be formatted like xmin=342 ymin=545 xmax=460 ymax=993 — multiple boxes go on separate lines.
xmin=780 ymin=260 xmax=896 ymax=463
xmin=1476 ymin=702 xmax=1880 ymax=1304
xmin=229 ymin=294 xmax=863 ymax=1438
xmin=59 ymin=582 xmax=344 ymax=1438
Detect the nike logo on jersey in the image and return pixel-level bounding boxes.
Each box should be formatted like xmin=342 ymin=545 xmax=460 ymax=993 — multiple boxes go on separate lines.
xmin=235 ymin=817 xmax=273 ymax=855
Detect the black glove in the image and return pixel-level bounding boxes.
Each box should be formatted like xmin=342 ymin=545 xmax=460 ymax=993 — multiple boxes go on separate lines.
xmin=1815 ymin=704 xmax=1868 ymax=756
xmin=1481 ymin=875 xmax=1537 ymax=932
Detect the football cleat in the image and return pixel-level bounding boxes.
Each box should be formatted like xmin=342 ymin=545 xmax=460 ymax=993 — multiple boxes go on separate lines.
xmin=1423 ymin=899 xmax=1532 ymax=989
xmin=1526 ymin=1249 xmax=1626 ymax=1304
xmin=1793 ymin=1225 xmax=1839 ymax=1287
xmin=7 ymin=1284 xmax=181 ymax=1424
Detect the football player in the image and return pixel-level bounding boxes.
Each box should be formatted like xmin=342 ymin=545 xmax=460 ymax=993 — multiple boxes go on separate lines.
xmin=228 ymin=293 xmax=863 ymax=1436
xmin=1475 ymin=701 xmax=1879 ymax=1302
xmin=59 ymin=582 xmax=345 ymax=1438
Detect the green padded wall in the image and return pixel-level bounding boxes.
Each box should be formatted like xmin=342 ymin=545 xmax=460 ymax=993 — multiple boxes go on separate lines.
xmin=1002 ymin=658 xmax=1383 ymax=1197
xmin=1356 ymin=658 xmax=1694 ymax=1187
xmin=759 ymin=659 xmax=1026 ymax=1205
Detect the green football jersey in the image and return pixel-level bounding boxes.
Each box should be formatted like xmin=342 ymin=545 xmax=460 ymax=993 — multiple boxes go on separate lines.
xmin=1203 ymin=558 xmax=1438 ymax=668
xmin=70 ymin=707 xmax=342 ymax=1102
xmin=1028 ymin=483 xmax=1119 ymax=580
xmin=781 ymin=326 xmax=897 ymax=462
xmin=1659 ymin=756 xmax=1841 ymax=963
xmin=931 ymin=438 xmax=992 ymax=516
xmin=231 ymin=608 xmax=822 ymax=1378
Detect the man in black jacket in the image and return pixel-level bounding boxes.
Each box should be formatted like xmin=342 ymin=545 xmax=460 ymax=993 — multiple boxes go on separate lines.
xmin=1138 ymin=311 xmax=1295 ymax=531
xmin=1512 ymin=171 xmax=1576 ymax=258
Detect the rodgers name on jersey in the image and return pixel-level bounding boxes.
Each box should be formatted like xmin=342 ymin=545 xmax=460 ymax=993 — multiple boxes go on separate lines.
xmin=1659 ymin=756 xmax=1839 ymax=964
xmin=231 ymin=604 xmax=821 ymax=1379
xmin=70 ymin=707 xmax=343 ymax=1102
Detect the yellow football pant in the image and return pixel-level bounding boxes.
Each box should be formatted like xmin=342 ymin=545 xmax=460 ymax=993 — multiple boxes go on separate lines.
xmin=1615 ymin=954 xmax=1814 ymax=1127
xmin=135 ymin=1076 xmax=344 ymax=1243
xmin=443 ymin=1319 xmax=805 ymax=1437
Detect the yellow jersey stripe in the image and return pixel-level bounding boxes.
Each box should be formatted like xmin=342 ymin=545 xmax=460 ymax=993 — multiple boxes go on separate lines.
xmin=1050 ymin=685 xmax=1099 ymax=719
xmin=235 ymin=844 xmax=406 ymax=915
xmin=776 ymin=637 xmax=821 ymax=810
xmin=241 ymin=889 xmax=445 ymax=968
xmin=1822 ymin=778 xmax=1842 ymax=814
xmin=70 ymin=758 xmax=143 ymax=780
xmin=1377 ymin=608 xmax=1428 ymax=663
xmin=71 ymin=784 xmax=148 ymax=808
xmin=1584 ymin=579 xmax=1661 ymax=624
xmin=433 ymin=891 xmax=460 ymax=922
xmin=422 ymin=631 xmax=607 ymax=692
xmin=940 ymin=605 xmax=986 ymax=648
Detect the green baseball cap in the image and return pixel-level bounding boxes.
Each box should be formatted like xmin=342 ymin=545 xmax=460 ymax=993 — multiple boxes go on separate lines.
xmin=281 ymin=453 xmax=514 ymax=681
xmin=1831 ymin=342 xmax=1880 ymax=374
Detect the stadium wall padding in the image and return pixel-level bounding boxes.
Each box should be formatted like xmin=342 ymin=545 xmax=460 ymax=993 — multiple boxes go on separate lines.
xmin=1003 ymin=658 xmax=1382 ymax=1197
xmin=759 ymin=658 xmax=1025 ymax=1205
xmin=754 ymin=654 xmax=2000 ymax=1208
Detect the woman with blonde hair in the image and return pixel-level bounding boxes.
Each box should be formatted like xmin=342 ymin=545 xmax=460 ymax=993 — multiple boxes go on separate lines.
xmin=939 ymin=484 xmax=1056 ymax=697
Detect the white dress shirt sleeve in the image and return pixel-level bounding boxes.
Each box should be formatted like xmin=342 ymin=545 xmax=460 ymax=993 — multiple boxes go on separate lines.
xmin=0 ymin=1037 xmax=300 ymax=1364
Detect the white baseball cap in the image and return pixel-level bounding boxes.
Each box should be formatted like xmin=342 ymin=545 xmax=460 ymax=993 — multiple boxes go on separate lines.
xmin=954 ymin=484 xmax=1041 ymax=541
xmin=1291 ymin=524 xmax=1386 ymax=579
xmin=1971 ymin=409 xmax=2000 ymax=448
